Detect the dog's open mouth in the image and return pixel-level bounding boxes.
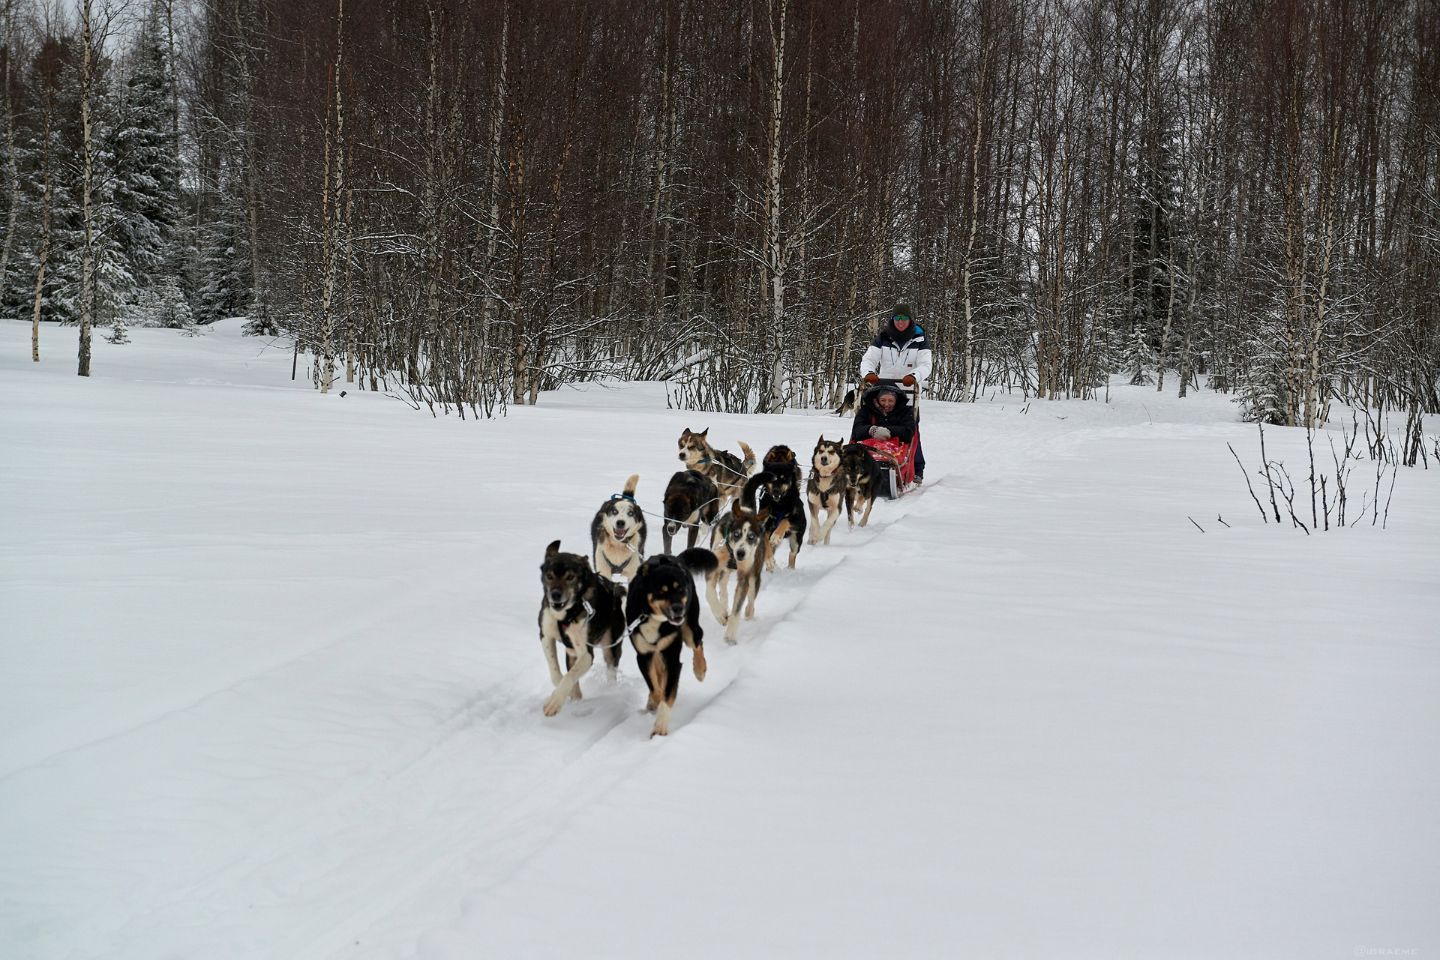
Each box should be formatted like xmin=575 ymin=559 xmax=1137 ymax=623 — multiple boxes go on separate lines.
xmin=665 ymin=611 xmax=687 ymax=626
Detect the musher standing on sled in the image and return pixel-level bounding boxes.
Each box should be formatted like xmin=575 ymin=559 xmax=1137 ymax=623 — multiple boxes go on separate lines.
xmin=859 ymin=303 xmax=931 ymax=483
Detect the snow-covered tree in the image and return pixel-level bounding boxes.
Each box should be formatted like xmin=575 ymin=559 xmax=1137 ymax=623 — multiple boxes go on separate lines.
xmin=110 ymin=2 xmax=179 ymax=300
xmin=193 ymin=193 xmax=245 ymax=324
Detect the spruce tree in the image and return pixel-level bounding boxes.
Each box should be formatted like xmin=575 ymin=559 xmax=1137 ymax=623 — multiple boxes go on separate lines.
xmin=111 ymin=2 xmax=179 ymax=317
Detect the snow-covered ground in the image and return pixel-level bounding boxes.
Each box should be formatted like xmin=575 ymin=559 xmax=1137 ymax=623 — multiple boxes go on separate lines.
xmin=2 ymin=320 xmax=1438 ymax=960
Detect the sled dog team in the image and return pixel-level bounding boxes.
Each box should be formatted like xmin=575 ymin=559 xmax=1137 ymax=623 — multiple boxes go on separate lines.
xmin=538 ymin=427 xmax=890 ymax=737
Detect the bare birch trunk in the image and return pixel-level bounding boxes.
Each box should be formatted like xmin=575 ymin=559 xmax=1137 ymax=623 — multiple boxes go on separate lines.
xmin=231 ymin=0 xmax=264 ymax=327
xmin=77 ymin=0 xmax=97 ymax=377
xmin=482 ymin=1 xmax=508 ymax=398
xmin=30 ymin=103 xmax=53 ymax=364
xmin=763 ymin=0 xmax=788 ymax=413
xmin=162 ymin=0 xmax=180 ymax=170
xmin=960 ymin=41 xmax=992 ymax=402
xmin=317 ymin=0 xmax=346 ymax=394
xmin=423 ymin=1 xmax=442 ymax=395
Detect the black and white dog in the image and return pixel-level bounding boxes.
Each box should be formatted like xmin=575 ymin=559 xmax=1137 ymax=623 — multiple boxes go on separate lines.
xmin=625 ymin=548 xmax=719 ymax=737
xmin=537 ymin=540 xmax=626 ymax=717
xmin=705 ymin=499 xmax=782 ymax=645
xmin=591 ymin=474 xmax=647 ymax=584
xmin=662 ymin=469 xmax=720 ymax=555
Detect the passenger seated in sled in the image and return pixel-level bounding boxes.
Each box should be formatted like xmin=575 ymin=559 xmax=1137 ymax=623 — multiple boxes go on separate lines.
xmin=849 ymin=383 xmax=919 ymax=496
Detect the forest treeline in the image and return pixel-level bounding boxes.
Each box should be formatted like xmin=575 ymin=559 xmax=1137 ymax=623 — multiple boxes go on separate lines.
xmin=2 ymin=0 xmax=1437 ymax=437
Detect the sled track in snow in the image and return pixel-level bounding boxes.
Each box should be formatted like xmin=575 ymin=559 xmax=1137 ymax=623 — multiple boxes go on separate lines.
xmin=53 ymin=477 xmax=961 ymax=960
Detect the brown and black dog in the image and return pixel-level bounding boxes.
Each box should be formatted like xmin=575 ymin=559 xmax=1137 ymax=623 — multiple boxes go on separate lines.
xmin=677 ymin=428 xmax=756 ymax=508
xmin=661 ymin=469 xmax=721 ymax=555
xmin=840 ymin=442 xmax=884 ymax=529
xmin=806 ymin=436 xmax=848 ymax=545
xmin=626 ymin=548 xmax=719 ymax=737
xmin=537 ymin=540 xmax=627 ymax=717
xmin=757 ymin=445 xmax=806 ymax=570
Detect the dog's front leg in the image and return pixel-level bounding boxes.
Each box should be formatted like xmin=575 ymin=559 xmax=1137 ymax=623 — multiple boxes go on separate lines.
xmin=820 ymin=500 xmax=840 ymax=544
xmin=844 ymin=489 xmax=857 ymax=529
xmin=540 ymin=626 xmax=563 ymax=689
xmin=764 ymin=519 xmax=791 ymax=573
xmin=706 ymin=562 xmax=730 ymax=625
xmin=806 ymin=497 xmax=822 ymax=545
xmin=860 ymin=492 xmax=876 ymax=527
xmin=726 ymin=576 xmax=748 ymax=643
xmin=742 ymin=567 xmax=763 ymax=621
xmin=649 ymin=651 xmax=671 ymax=736
xmin=544 ymin=640 xmax=593 ymax=717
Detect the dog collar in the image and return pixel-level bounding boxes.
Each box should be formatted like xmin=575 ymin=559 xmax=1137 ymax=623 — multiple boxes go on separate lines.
xmin=610 ymin=492 xmax=636 ymax=502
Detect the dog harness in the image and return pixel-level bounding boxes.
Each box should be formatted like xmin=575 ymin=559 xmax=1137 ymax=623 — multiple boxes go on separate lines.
xmin=555 ymin=596 xmax=629 ymax=651
xmin=555 ymin=598 xmax=595 ymax=634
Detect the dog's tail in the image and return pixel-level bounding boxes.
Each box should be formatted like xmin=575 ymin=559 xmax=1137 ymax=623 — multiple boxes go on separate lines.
xmin=737 ymin=441 xmax=756 ymax=476
xmin=622 ymin=473 xmax=640 ymax=497
xmin=675 ymin=547 xmax=720 ymax=576
xmin=737 ymin=471 xmax=776 ymax=516
xmin=832 ymin=388 xmax=856 ymax=416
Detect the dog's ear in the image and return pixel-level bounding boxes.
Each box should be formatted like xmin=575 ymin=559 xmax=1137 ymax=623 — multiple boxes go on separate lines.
xmin=545 ymin=539 xmax=561 ymax=559
xmin=698 ymin=428 xmax=708 ymax=438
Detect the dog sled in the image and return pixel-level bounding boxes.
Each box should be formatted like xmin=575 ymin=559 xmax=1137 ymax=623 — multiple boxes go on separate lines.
xmin=856 ymin=378 xmax=921 ymax=500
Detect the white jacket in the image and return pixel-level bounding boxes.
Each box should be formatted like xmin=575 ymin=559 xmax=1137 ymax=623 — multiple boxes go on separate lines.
xmin=860 ymin=325 xmax=932 ymax=384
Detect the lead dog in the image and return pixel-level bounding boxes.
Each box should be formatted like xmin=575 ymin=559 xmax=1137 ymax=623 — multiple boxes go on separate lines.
xmin=591 ymin=474 xmax=647 ymax=583
xmin=840 ymin=442 xmax=883 ymax=528
xmin=626 ymin=548 xmax=719 ymax=737
xmin=677 ymin=428 xmax=756 ymax=508
xmin=662 ymin=469 xmax=721 ymax=555
xmin=538 ymin=540 xmax=626 ymax=717
xmin=806 ymin=436 xmax=848 ymax=545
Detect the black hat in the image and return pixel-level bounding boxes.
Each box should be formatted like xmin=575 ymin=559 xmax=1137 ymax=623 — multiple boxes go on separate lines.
xmin=891 ymin=303 xmax=912 ymax=321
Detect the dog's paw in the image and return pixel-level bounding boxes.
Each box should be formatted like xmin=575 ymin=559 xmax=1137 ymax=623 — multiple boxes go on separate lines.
xmin=543 ymin=693 xmax=565 ymax=717
xmin=693 ymin=648 xmax=708 ymax=681
xmin=570 ymin=683 xmax=583 ymax=701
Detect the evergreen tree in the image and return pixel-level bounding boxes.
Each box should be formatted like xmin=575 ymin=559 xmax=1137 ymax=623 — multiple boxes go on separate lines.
xmin=3 ymin=35 xmax=81 ymax=326
xmin=194 ymin=192 xmax=245 ymax=323
xmin=110 ymin=3 xmax=179 ymax=305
